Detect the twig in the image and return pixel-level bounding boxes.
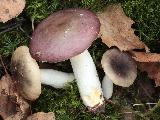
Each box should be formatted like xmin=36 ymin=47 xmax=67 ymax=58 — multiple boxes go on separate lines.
xmin=31 ymin=18 xmax=34 ymax=31
xmin=0 ymin=55 xmax=11 ymax=95
xmin=19 ymin=27 xmax=32 ymax=39
xmin=144 ymin=99 xmax=160 ymax=117
xmin=0 ymin=22 xmax=22 ymax=35
xmin=0 ymin=55 xmax=8 ymax=74
xmin=133 ymin=103 xmax=144 ymax=106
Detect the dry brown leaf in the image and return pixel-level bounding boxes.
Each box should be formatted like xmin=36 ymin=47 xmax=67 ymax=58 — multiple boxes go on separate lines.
xmin=26 ymin=112 xmax=55 ymax=120
xmin=0 ymin=74 xmax=30 ymax=120
xmin=130 ymin=51 xmax=160 ymax=62
xmin=0 ymin=74 xmax=16 ymax=95
xmin=5 ymin=111 xmax=27 ymax=120
xmin=138 ymin=62 xmax=160 ymax=86
xmin=0 ymin=95 xmax=17 ymax=119
xmin=97 ymin=4 xmax=148 ymax=51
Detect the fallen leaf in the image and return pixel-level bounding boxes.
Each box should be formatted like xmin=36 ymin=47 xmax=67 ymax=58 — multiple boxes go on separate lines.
xmin=26 ymin=112 xmax=55 ymax=120
xmin=97 ymin=4 xmax=148 ymax=51
xmin=0 ymin=74 xmax=30 ymax=120
xmin=0 ymin=74 xmax=16 ymax=95
xmin=5 ymin=111 xmax=27 ymax=120
xmin=138 ymin=62 xmax=160 ymax=86
xmin=130 ymin=51 xmax=160 ymax=62
xmin=0 ymin=95 xmax=17 ymax=119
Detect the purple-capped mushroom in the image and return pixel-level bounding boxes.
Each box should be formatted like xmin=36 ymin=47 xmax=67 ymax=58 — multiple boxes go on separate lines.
xmin=29 ymin=8 xmax=104 ymax=110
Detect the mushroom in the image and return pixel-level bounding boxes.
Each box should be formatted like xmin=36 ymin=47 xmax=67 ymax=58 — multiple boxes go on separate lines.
xmin=29 ymin=8 xmax=104 ymax=110
xmin=11 ymin=46 xmax=41 ymax=101
xmin=11 ymin=46 xmax=75 ymax=100
xmin=40 ymin=69 xmax=74 ymax=88
xmin=102 ymin=75 xmax=113 ymax=99
xmin=101 ymin=48 xmax=137 ymax=87
xmin=0 ymin=0 xmax=25 ymax=23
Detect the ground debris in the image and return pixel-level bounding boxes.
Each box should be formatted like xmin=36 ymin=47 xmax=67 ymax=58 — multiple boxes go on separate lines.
xmin=26 ymin=112 xmax=55 ymax=120
xmin=121 ymin=106 xmax=136 ymax=120
xmin=138 ymin=62 xmax=160 ymax=86
xmin=130 ymin=51 xmax=160 ymax=62
xmin=0 ymin=74 xmax=30 ymax=120
xmin=97 ymin=4 xmax=148 ymax=51
xmin=137 ymin=75 xmax=155 ymax=101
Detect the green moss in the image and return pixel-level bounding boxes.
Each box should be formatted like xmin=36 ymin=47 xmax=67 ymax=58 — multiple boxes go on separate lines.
xmin=26 ymin=0 xmax=61 ymax=22
xmin=0 ymin=28 xmax=29 ymax=57
xmin=26 ymin=0 xmax=115 ymax=22
xmin=122 ymin=0 xmax=160 ymax=52
xmin=32 ymin=82 xmax=122 ymax=120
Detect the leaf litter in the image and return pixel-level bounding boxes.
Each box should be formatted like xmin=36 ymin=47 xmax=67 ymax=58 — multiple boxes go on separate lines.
xmin=97 ymin=4 xmax=149 ymax=52
xmin=98 ymin=3 xmax=160 ymax=87
xmin=0 ymin=74 xmax=56 ymax=120
xmin=0 ymin=74 xmax=30 ymax=120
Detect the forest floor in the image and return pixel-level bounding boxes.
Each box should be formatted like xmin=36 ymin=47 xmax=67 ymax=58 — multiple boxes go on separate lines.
xmin=0 ymin=0 xmax=160 ymax=120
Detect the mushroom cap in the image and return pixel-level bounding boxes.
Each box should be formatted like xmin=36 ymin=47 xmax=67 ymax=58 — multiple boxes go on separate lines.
xmin=29 ymin=8 xmax=100 ymax=63
xmin=101 ymin=48 xmax=137 ymax=87
xmin=11 ymin=46 xmax=41 ymax=101
xmin=0 ymin=0 xmax=25 ymax=23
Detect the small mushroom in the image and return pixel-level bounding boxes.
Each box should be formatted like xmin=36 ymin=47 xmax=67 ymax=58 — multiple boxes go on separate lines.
xmin=0 ymin=0 xmax=25 ymax=23
xmin=102 ymin=75 xmax=113 ymax=99
xmin=11 ymin=46 xmax=75 ymax=100
xmin=29 ymin=8 xmax=104 ymax=110
xmin=11 ymin=46 xmax=41 ymax=101
xmin=101 ymin=48 xmax=137 ymax=87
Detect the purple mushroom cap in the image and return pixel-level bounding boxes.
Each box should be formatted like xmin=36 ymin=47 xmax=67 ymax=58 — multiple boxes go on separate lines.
xmin=29 ymin=8 xmax=100 ymax=63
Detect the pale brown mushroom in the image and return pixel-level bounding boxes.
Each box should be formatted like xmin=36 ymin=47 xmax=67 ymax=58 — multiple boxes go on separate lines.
xmin=11 ymin=46 xmax=41 ymax=101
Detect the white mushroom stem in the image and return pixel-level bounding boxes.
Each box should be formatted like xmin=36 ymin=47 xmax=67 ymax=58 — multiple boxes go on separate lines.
xmin=40 ymin=69 xmax=75 ymax=88
xmin=102 ymin=75 xmax=113 ymax=99
xmin=70 ymin=50 xmax=104 ymax=109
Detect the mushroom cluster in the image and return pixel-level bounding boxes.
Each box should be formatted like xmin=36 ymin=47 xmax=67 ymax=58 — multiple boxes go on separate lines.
xmin=29 ymin=8 xmax=104 ymax=110
xmin=10 ymin=7 xmax=138 ymax=111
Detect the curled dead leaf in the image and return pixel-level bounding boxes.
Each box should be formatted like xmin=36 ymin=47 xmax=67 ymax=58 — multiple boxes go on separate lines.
xmin=0 ymin=74 xmax=30 ymax=120
xmin=130 ymin=51 xmax=160 ymax=62
xmin=138 ymin=62 xmax=160 ymax=86
xmin=0 ymin=94 xmax=17 ymax=119
xmin=0 ymin=74 xmax=16 ymax=95
xmin=97 ymin=4 xmax=148 ymax=51
xmin=26 ymin=112 xmax=55 ymax=120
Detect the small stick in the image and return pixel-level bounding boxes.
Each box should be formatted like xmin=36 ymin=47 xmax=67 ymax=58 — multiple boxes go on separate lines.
xmin=0 ymin=22 xmax=22 ymax=35
xmin=144 ymin=100 xmax=160 ymax=117
xmin=0 ymin=55 xmax=8 ymax=74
